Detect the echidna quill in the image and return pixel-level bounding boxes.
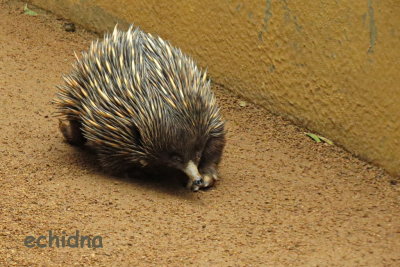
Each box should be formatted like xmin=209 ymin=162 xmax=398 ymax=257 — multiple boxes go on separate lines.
xmin=55 ymin=25 xmax=226 ymax=191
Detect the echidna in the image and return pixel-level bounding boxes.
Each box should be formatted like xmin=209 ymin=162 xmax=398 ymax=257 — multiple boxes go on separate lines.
xmin=55 ymin=25 xmax=226 ymax=191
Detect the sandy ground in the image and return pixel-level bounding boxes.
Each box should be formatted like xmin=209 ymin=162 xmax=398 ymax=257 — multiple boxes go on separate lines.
xmin=0 ymin=1 xmax=399 ymax=266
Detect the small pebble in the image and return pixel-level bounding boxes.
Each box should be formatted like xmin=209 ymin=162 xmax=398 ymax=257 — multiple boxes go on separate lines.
xmin=64 ymin=22 xmax=76 ymax=32
xmin=239 ymin=100 xmax=247 ymax=107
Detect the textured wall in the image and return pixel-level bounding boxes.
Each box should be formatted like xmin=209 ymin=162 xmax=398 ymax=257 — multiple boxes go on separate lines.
xmin=29 ymin=0 xmax=400 ymax=175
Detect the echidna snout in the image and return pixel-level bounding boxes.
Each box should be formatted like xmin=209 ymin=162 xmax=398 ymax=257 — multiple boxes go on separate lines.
xmin=55 ymin=25 xmax=226 ymax=191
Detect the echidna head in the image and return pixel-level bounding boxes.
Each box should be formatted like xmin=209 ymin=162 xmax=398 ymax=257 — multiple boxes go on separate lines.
xmin=138 ymin=119 xmax=209 ymax=184
xmin=157 ymin=137 xmax=204 ymax=179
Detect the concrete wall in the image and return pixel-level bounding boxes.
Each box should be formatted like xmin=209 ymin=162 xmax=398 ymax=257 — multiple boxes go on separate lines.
xmin=28 ymin=0 xmax=400 ymax=176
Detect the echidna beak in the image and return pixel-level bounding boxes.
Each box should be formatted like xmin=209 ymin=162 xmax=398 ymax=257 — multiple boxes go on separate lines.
xmin=183 ymin=160 xmax=203 ymax=190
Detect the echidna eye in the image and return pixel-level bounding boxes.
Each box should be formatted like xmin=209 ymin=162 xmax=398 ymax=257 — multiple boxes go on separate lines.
xmin=171 ymin=154 xmax=183 ymax=163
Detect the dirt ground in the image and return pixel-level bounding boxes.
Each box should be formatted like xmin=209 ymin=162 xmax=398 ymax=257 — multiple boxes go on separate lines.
xmin=0 ymin=1 xmax=399 ymax=266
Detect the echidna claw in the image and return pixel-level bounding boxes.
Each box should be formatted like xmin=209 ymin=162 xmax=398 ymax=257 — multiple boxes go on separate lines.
xmin=194 ymin=178 xmax=203 ymax=186
xmin=202 ymin=174 xmax=216 ymax=188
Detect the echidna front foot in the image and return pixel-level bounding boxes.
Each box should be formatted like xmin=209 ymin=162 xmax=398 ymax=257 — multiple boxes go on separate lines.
xmin=199 ymin=165 xmax=219 ymax=189
xmin=196 ymin=135 xmax=225 ymax=190
xmin=202 ymin=173 xmax=218 ymax=188
xmin=59 ymin=119 xmax=86 ymax=146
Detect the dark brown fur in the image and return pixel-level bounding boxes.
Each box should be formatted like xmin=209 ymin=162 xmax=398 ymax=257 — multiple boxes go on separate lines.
xmin=55 ymin=26 xmax=226 ymax=191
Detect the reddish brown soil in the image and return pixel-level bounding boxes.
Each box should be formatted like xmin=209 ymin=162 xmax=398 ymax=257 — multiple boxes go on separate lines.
xmin=0 ymin=1 xmax=399 ymax=266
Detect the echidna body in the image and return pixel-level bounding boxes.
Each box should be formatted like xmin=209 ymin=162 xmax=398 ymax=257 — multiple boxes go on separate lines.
xmin=55 ymin=26 xmax=226 ymax=191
